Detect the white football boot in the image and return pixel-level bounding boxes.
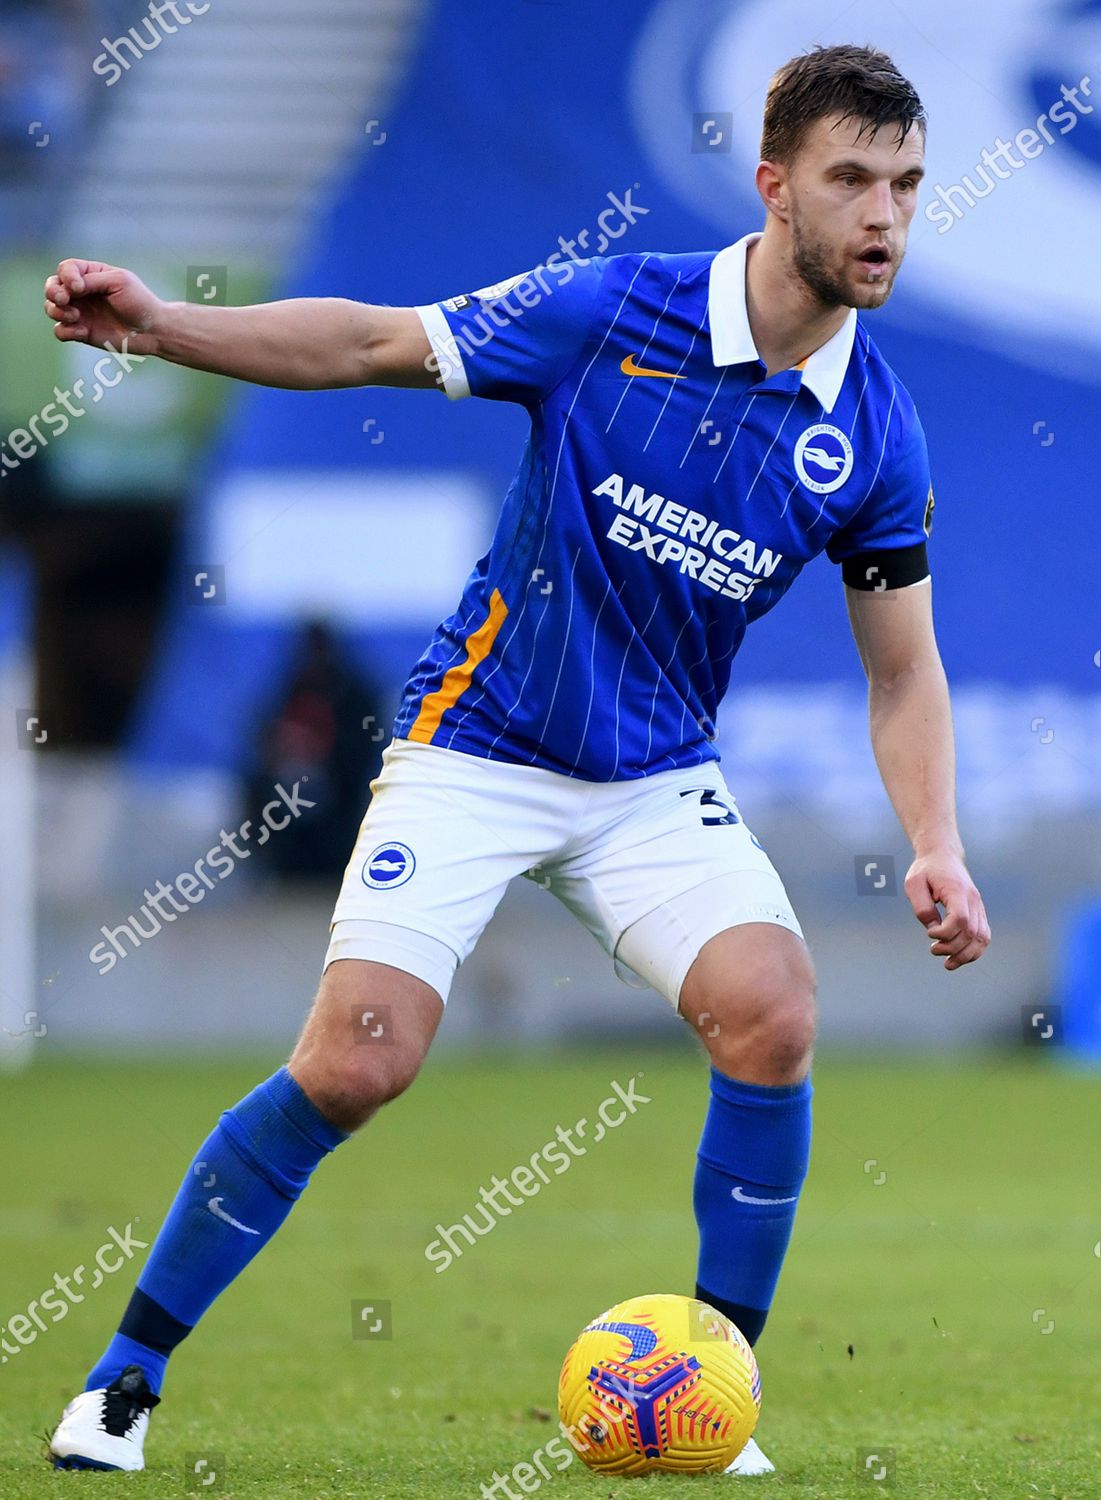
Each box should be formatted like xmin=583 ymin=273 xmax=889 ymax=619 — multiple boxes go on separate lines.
xmin=49 ymin=1364 xmax=159 ymax=1471
xmin=726 ymin=1435 xmax=776 ymax=1475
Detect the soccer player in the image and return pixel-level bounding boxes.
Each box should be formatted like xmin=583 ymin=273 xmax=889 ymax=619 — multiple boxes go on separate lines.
xmin=43 ymin=44 xmax=989 ymax=1477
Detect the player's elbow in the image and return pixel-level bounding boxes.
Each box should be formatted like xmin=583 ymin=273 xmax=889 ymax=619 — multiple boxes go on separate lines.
xmin=867 ymin=652 xmax=945 ymax=698
xmin=303 ymin=300 xmax=375 ymax=389
xmin=286 ymin=299 xmax=386 ymax=390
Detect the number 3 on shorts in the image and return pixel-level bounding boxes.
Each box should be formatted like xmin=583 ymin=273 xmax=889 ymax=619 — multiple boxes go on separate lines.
xmin=679 ymin=787 xmax=740 ymax=827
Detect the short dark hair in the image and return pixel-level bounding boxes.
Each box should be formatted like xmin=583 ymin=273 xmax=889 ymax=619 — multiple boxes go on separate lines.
xmin=761 ymin=44 xmax=926 ymax=165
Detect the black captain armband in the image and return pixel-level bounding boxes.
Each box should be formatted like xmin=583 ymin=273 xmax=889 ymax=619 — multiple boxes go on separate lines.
xmin=841 ymin=542 xmax=930 ymax=592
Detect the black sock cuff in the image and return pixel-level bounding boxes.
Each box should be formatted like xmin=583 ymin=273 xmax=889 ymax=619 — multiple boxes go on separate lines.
xmin=695 ymin=1285 xmax=769 ymax=1347
xmin=119 ymin=1287 xmax=193 ymax=1355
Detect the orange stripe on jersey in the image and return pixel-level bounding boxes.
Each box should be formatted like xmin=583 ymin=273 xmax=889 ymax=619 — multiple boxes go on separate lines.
xmin=407 ymin=588 xmax=509 ymax=744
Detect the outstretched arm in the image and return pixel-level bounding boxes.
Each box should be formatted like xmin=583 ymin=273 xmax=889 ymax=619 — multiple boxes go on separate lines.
xmin=43 ymin=258 xmax=435 ymax=391
xmin=845 ymin=579 xmax=991 ymax=970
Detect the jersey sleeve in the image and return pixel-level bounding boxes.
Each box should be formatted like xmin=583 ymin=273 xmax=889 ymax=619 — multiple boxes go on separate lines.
xmin=415 ymin=258 xmax=606 ymax=404
xmin=825 ymin=401 xmax=934 ymax=591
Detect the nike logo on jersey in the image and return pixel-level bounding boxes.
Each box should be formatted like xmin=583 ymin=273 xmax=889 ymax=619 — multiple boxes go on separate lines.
xmin=730 ymin=1185 xmax=800 ymax=1205
xmin=207 ymin=1196 xmax=261 ymax=1235
xmin=620 ymin=354 xmax=684 ymax=380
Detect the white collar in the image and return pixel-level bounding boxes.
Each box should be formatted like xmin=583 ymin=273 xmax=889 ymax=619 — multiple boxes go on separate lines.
xmin=707 ymin=232 xmax=858 ymax=414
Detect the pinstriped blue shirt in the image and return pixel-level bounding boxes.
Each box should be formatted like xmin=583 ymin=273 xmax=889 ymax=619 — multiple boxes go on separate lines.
xmin=396 ymin=234 xmax=932 ymax=780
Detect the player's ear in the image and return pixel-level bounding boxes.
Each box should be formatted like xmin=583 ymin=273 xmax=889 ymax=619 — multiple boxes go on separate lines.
xmin=755 ymin=159 xmax=790 ymax=221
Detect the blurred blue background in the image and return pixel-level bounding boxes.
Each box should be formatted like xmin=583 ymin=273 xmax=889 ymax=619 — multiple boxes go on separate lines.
xmin=1 ymin=0 xmax=1098 ymax=1060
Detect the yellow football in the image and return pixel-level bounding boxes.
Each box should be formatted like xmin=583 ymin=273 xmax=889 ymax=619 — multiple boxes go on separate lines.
xmin=557 ymin=1292 xmax=761 ymax=1475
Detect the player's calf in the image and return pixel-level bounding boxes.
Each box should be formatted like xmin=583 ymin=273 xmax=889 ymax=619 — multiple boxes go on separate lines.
xmin=47 ymin=1060 xmax=353 ymax=1467
xmin=680 ymin=923 xmax=816 ymax=1350
xmin=46 ymin=959 xmax=439 ymax=1464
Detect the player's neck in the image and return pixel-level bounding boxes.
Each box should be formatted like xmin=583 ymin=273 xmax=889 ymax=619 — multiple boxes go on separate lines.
xmin=745 ymin=230 xmax=850 ymax=378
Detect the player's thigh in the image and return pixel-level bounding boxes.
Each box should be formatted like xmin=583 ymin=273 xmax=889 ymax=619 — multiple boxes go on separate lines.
xmin=330 ymin=735 xmax=571 ymax=984
xmin=305 ymin=736 xmax=575 ymax=1125
xmin=548 ymin=758 xmax=808 ymax=1011
xmin=615 ymin=864 xmax=814 ymax=1015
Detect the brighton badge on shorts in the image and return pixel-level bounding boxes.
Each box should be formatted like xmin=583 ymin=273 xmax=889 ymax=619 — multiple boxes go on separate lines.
xmin=362 ymin=841 xmax=416 ymax=889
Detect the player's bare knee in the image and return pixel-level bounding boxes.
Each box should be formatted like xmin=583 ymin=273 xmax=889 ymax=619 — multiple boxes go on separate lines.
xmin=360 ymin=1043 xmax=426 ymax=1106
xmin=757 ymin=995 xmax=817 ymax=1078
xmin=697 ymin=948 xmax=817 ymax=1082
xmin=293 ymin=1041 xmax=426 ymax=1131
xmin=289 ymin=961 xmax=441 ymax=1131
xmin=703 ymin=996 xmax=813 ymax=1080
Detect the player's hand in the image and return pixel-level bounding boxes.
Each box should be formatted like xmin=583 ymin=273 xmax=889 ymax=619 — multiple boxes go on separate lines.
xmin=904 ymin=849 xmax=991 ymax=970
xmin=43 ymin=259 xmax=164 ymax=355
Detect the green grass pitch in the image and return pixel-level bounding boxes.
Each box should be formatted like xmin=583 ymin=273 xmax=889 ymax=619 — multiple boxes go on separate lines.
xmin=1 ymin=1048 xmax=1097 ymax=1496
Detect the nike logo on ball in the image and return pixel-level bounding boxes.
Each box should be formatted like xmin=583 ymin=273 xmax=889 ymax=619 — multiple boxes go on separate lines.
xmin=731 ymin=1186 xmax=799 ymax=1205
xmin=207 ymin=1196 xmax=261 ymax=1234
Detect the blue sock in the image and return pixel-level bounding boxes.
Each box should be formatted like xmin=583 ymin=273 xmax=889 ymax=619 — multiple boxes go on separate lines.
xmin=85 ymin=1067 xmax=348 ymax=1395
xmin=694 ymin=1067 xmax=812 ymax=1347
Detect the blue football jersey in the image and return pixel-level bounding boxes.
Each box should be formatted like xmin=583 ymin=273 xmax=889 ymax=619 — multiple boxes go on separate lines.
xmin=394 ymin=233 xmax=933 ymax=780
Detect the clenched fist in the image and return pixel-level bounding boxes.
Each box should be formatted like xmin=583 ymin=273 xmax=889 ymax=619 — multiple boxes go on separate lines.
xmin=904 ymin=848 xmax=991 ymax=971
xmin=44 ymin=259 xmax=164 ymax=356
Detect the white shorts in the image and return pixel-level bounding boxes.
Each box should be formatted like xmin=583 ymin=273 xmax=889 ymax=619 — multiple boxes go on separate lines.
xmin=325 ymin=737 xmax=804 ymax=1009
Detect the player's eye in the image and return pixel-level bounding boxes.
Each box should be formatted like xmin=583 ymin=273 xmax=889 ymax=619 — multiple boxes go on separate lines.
xmin=839 ymin=174 xmax=860 ymax=187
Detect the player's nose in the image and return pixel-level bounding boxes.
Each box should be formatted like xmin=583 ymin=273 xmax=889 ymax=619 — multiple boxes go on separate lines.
xmin=864 ymin=181 xmax=896 ymax=230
